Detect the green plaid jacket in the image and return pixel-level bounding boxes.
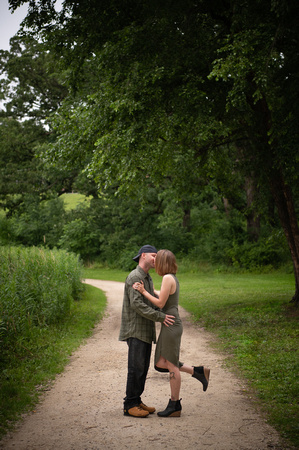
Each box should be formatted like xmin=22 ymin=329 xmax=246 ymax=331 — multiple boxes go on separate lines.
xmin=119 ymin=265 xmax=165 ymax=344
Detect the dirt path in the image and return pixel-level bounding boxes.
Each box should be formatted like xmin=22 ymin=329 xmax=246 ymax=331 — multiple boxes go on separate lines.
xmin=0 ymin=279 xmax=289 ymax=450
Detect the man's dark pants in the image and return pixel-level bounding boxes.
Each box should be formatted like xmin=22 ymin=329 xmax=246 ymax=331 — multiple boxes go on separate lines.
xmin=124 ymin=337 xmax=152 ymax=411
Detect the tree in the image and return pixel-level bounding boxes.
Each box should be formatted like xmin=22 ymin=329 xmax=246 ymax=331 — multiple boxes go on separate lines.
xmin=0 ymin=117 xmax=45 ymax=214
xmin=0 ymin=35 xmax=68 ymax=120
xmin=208 ymin=0 xmax=299 ymax=302
xmin=9 ymin=0 xmax=299 ymax=303
xmin=0 ymin=35 xmax=77 ymax=215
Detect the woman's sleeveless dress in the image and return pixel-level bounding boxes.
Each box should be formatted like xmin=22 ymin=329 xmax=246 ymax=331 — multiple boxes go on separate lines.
xmin=155 ymin=274 xmax=183 ymax=371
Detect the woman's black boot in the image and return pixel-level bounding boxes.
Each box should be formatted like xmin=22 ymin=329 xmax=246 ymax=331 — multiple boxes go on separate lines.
xmin=157 ymin=399 xmax=182 ymax=417
xmin=192 ymin=366 xmax=210 ymax=391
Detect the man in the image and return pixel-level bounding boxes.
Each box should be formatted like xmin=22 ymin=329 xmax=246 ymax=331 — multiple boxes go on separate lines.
xmin=119 ymin=245 xmax=175 ymax=418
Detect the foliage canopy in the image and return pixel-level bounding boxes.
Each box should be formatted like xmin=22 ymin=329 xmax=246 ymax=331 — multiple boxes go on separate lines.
xmin=4 ymin=0 xmax=299 ymax=301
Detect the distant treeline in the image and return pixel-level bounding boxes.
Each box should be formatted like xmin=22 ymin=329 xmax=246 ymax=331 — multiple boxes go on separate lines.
xmin=0 ymin=190 xmax=291 ymax=272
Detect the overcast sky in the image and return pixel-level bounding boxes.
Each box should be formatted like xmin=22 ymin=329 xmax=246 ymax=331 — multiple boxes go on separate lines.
xmin=0 ymin=1 xmax=29 ymax=51
xmin=0 ymin=1 xmax=64 ymax=52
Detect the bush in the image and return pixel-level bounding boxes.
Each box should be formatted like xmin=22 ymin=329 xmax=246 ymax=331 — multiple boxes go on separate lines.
xmin=0 ymin=195 xmax=66 ymax=248
xmin=225 ymin=230 xmax=290 ymax=270
xmin=189 ymin=203 xmax=290 ymax=269
xmin=59 ymin=216 xmax=103 ymax=261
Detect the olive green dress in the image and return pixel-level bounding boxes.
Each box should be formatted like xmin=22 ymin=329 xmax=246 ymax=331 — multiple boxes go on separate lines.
xmin=155 ymin=274 xmax=183 ymax=372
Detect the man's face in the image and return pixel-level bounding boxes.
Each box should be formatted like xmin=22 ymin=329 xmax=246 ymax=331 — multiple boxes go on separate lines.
xmin=143 ymin=252 xmax=157 ymax=269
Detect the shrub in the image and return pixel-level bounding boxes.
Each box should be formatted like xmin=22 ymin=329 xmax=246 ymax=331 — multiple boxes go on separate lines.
xmin=0 ymin=196 xmax=66 ymax=248
xmin=59 ymin=216 xmax=103 ymax=261
xmin=225 ymin=230 xmax=290 ymax=269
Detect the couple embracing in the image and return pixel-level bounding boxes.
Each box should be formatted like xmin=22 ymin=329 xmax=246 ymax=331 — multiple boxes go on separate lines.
xmin=119 ymin=245 xmax=210 ymax=418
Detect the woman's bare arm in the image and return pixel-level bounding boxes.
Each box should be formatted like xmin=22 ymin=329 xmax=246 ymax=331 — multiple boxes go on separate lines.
xmin=133 ymin=274 xmax=175 ymax=309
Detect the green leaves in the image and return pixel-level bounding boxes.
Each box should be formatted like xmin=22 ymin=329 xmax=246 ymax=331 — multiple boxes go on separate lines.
xmin=1 ymin=35 xmax=68 ymax=119
xmin=4 ymin=0 xmax=299 ymax=301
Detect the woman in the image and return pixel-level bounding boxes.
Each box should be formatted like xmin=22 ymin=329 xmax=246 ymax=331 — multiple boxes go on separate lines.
xmin=133 ymin=249 xmax=210 ymax=417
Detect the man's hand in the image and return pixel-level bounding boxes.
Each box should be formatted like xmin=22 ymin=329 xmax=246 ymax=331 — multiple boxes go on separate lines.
xmin=163 ymin=314 xmax=175 ymax=327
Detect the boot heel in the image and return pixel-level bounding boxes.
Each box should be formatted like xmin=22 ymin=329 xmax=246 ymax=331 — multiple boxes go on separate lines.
xmin=169 ymin=411 xmax=181 ymax=417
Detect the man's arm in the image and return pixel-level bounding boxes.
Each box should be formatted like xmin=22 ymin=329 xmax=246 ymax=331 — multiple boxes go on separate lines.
xmin=128 ymin=285 xmax=174 ymax=325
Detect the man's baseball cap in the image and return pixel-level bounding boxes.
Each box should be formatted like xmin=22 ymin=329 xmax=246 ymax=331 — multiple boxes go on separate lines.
xmin=133 ymin=245 xmax=158 ymax=262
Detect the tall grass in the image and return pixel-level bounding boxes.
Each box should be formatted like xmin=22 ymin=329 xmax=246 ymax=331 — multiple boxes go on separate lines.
xmin=0 ymin=246 xmax=83 ymax=346
xmin=0 ymin=247 xmax=106 ymax=439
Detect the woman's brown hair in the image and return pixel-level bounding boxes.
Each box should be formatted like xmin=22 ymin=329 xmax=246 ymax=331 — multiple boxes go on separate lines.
xmin=155 ymin=249 xmax=178 ymax=276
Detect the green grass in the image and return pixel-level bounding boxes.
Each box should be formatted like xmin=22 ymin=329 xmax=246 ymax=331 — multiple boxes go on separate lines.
xmin=179 ymin=271 xmax=298 ymax=446
xmin=83 ymin=265 xmax=126 ymax=282
xmin=61 ymin=193 xmax=92 ymax=211
xmin=82 ymin=265 xmax=298 ymax=448
xmin=0 ymin=284 xmax=106 ymax=440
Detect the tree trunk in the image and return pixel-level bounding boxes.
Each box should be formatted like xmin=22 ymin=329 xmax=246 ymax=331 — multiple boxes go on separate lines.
xmin=245 ymin=176 xmax=260 ymax=242
xmin=183 ymin=209 xmax=190 ymax=230
xmin=223 ymin=198 xmax=231 ymax=217
xmin=268 ymin=168 xmax=299 ymax=305
xmin=246 ymin=86 xmax=299 ymax=305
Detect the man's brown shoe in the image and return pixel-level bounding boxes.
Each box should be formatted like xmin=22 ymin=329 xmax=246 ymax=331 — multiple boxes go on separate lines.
xmin=139 ymin=402 xmax=156 ymax=414
xmin=124 ymin=406 xmax=149 ymax=417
